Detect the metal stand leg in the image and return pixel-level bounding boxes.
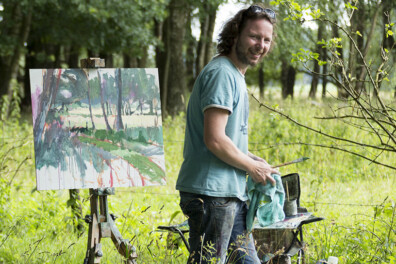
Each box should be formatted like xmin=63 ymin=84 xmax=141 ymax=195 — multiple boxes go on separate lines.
xmin=298 ymin=226 xmax=305 ymax=264
xmin=84 ymin=188 xmax=137 ymax=264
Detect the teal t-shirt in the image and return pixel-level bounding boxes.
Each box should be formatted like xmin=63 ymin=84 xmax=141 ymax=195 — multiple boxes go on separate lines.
xmin=176 ymin=56 xmax=249 ymax=201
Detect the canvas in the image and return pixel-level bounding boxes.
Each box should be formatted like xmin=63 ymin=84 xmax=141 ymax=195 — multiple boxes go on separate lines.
xmin=30 ymin=68 xmax=166 ymax=190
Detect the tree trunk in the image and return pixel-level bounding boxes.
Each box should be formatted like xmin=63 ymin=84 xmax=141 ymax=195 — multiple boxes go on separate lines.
xmin=195 ymin=14 xmax=209 ymax=77
xmin=99 ymin=52 xmax=113 ymax=68
xmin=185 ymin=8 xmax=196 ymax=90
xmin=309 ymin=21 xmax=323 ymax=99
xmin=376 ymin=0 xmax=394 ymax=98
xmin=0 ymin=2 xmax=32 ymax=116
xmin=137 ymin=47 xmax=148 ymax=68
xmin=354 ymin=4 xmax=365 ymax=95
xmin=22 ymin=42 xmax=34 ymax=109
xmin=347 ymin=3 xmax=366 ymax=95
xmin=204 ymin=7 xmax=218 ymax=65
xmin=355 ymin=2 xmax=380 ymax=97
xmin=322 ymin=50 xmax=328 ymax=98
xmin=281 ymin=60 xmax=295 ymax=99
xmin=164 ymin=0 xmax=188 ymax=116
xmin=287 ymin=66 xmax=296 ymax=99
xmin=348 ymin=15 xmax=357 ymax=90
xmin=155 ymin=18 xmax=170 ymax=117
xmin=331 ymin=24 xmax=348 ymax=99
xmin=196 ymin=2 xmax=219 ymax=75
xmin=258 ymin=62 xmax=265 ymax=99
xmin=382 ymin=0 xmax=395 ymax=51
xmin=309 ymin=62 xmax=319 ymax=99
xmin=394 ymin=86 xmax=396 ymax=99
xmin=68 ymin=45 xmax=80 ymax=68
xmin=53 ymin=45 xmax=62 ymax=68
xmin=123 ymin=52 xmax=138 ymax=68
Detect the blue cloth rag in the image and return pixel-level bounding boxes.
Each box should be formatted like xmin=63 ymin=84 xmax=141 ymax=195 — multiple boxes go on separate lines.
xmin=246 ymin=173 xmax=285 ymax=232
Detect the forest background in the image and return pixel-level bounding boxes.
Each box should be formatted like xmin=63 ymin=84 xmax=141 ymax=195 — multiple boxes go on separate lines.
xmin=0 ymin=0 xmax=395 ymax=263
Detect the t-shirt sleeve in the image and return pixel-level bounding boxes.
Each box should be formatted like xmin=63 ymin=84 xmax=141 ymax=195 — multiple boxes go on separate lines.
xmin=200 ymin=68 xmax=235 ymax=114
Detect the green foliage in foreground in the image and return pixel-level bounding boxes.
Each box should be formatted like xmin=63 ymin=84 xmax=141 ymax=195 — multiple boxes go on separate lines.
xmin=0 ymin=97 xmax=395 ymax=263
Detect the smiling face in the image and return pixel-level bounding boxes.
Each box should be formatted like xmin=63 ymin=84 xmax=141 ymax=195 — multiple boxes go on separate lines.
xmin=233 ymin=18 xmax=273 ymax=70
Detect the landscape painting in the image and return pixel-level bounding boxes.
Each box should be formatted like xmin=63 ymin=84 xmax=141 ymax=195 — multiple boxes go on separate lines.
xmin=30 ymin=68 xmax=165 ymax=190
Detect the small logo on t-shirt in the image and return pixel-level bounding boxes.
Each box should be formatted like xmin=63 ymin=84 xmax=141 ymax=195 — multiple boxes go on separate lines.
xmin=240 ymin=124 xmax=248 ymax=134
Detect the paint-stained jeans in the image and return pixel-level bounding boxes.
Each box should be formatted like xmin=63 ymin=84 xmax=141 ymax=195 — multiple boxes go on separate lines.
xmin=179 ymin=192 xmax=260 ymax=264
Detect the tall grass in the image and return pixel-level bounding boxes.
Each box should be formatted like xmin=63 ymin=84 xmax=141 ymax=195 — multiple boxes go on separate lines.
xmin=0 ymin=94 xmax=395 ymax=263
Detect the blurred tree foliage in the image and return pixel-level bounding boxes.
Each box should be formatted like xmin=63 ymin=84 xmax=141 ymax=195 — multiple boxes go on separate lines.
xmin=0 ymin=0 xmax=168 ymax=116
xmin=0 ymin=0 xmax=394 ymax=118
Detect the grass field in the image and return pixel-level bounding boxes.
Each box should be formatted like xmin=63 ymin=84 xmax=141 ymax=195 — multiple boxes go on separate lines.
xmin=0 ymin=91 xmax=395 ymax=263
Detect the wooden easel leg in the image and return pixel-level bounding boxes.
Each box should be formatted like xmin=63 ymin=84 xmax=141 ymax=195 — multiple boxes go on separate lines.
xmin=109 ymin=217 xmax=137 ymax=264
xmin=83 ymin=188 xmax=137 ymax=264
xmin=84 ymin=189 xmax=102 ymax=264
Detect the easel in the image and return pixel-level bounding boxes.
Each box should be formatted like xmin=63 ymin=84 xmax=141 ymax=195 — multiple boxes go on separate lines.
xmin=81 ymin=58 xmax=137 ymax=264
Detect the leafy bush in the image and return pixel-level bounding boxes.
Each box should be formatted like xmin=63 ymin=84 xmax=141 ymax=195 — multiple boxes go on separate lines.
xmin=0 ymin=96 xmax=395 ymax=263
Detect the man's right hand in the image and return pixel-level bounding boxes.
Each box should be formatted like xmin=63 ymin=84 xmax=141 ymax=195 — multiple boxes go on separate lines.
xmin=247 ymin=160 xmax=278 ymax=186
xmin=204 ymin=107 xmax=278 ymax=187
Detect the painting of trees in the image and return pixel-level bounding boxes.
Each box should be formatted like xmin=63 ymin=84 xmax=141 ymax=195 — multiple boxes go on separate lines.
xmin=30 ymin=68 xmax=165 ymax=190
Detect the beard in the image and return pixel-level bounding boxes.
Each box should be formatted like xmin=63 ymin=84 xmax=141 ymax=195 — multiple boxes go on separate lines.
xmin=235 ymin=39 xmax=264 ymax=67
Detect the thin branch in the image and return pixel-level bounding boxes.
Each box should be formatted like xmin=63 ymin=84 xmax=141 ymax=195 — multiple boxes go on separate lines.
xmin=314 ymin=115 xmax=396 ymax=129
xmin=0 ymin=143 xmax=26 ymax=168
xmin=258 ymin=141 xmax=396 ymax=170
xmin=8 ymin=156 xmax=29 ymax=186
xmin=302 ymin=59 xmax=396 ymax=146
xmin=324 ymin=106 xmax=392 ymax=143
xmin=0 ymin=218 xmax=23 ymax=249
xmin=331 ymin=118 xmax=391 ymax=144
xmin=251 ymin=94 xmax=395 ymax=153
xmin=322 ymin=18 xmax=396 ymax=129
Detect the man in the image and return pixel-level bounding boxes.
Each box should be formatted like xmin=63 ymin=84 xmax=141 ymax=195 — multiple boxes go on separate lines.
xmin=176 ymin=5 xmax=278 ymax=264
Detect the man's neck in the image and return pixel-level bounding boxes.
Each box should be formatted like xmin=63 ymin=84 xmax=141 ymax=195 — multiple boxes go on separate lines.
xmin=226 ymin=53 xmax=248 ymax=75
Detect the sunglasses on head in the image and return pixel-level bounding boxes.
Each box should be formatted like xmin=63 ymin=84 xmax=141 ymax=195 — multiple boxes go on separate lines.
xmin=245 ymin=5 xmax=276 ymax=22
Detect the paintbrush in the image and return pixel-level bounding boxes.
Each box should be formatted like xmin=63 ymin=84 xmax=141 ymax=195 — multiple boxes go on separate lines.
xmin=271 ymin=157 xmax=309 ymax=168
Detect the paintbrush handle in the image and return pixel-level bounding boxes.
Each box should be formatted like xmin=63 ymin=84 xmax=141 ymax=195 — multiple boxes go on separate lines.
xmin=271 ymin=161 xmax=293 ymax=168
xmin=271 ymin=157 xmax=309 ymax=168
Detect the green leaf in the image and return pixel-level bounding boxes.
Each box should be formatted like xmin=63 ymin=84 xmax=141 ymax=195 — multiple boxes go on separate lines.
xmin=291 ymin=2 xmax=301 ymax=12
xmin=89 ymin=7 xmax=98 ymax=13
xmin=345 ymin=2 xmax=358 ymax=9
xmin=169 ymin=210 xmax=181 ymax=224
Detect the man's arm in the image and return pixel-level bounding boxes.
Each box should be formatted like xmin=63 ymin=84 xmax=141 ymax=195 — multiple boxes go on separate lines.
xmin=248 ymin=152 xmax=268 ymax=164
xmin=203 ymin=107 xmax=277 ymax=186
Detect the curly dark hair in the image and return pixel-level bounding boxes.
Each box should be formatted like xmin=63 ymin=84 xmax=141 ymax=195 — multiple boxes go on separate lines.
xmin=217 ymin=4 xmax=277 ymax=56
